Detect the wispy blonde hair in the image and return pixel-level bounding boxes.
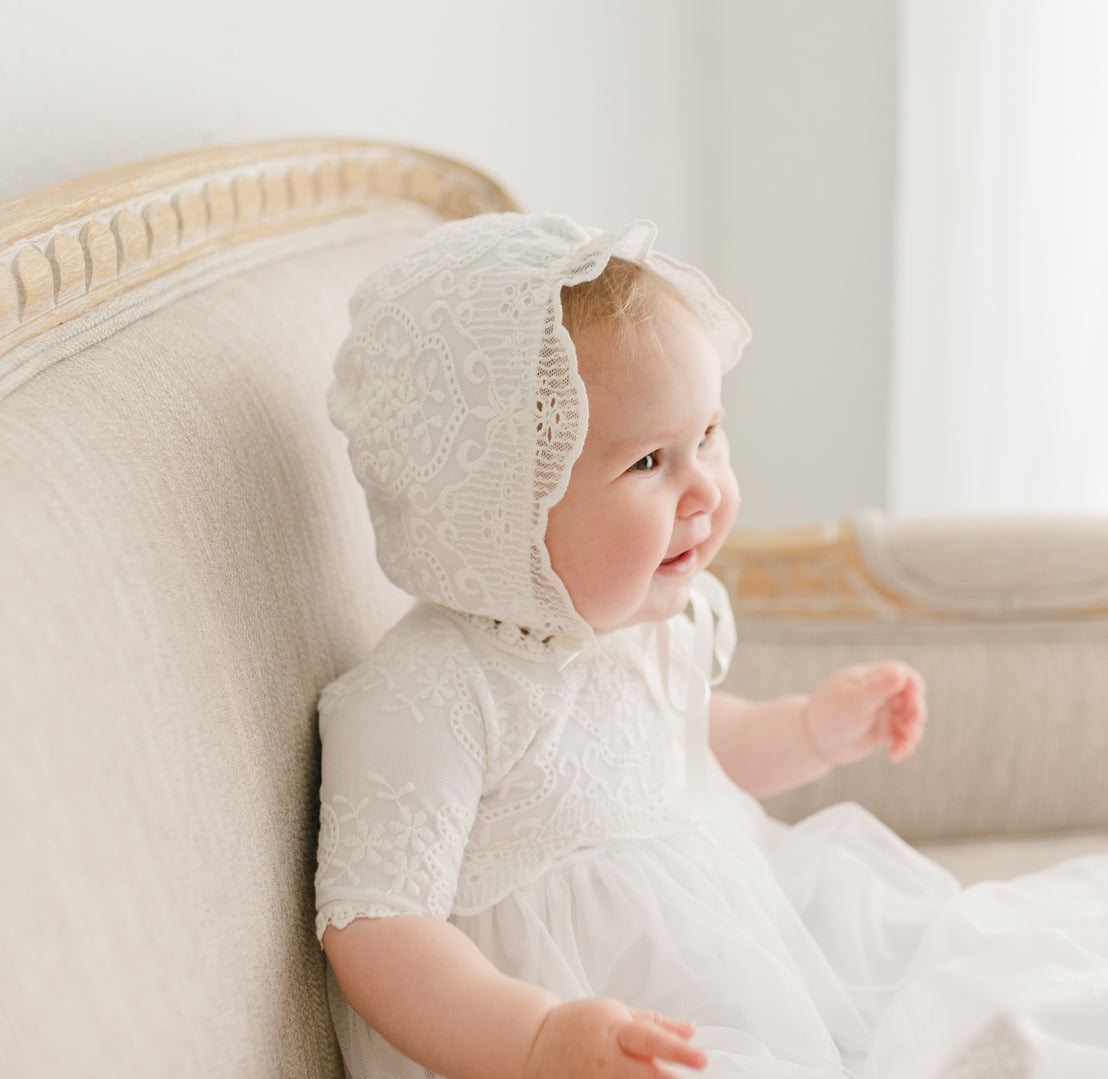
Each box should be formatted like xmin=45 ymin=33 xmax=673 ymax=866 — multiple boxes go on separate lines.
xmin=560 ymin=257 xmax=694 ymax=379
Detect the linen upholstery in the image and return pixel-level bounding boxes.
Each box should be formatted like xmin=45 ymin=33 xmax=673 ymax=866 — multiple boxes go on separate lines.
xmin=0 ymin=208 xmax=436 ymax=1078
xmin=718 ymin=513 xmax=1108 ymax=843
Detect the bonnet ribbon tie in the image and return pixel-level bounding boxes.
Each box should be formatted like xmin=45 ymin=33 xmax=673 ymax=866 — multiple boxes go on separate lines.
xmin=550 ymin=634 xmax=589 ymax=672
xmin=654 ymin=574 xmax=736 ymax=819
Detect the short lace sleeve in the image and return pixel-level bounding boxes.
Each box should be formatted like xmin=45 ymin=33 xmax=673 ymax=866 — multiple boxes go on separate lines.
xmin=314 ymin=613 xmax=489 ymax=939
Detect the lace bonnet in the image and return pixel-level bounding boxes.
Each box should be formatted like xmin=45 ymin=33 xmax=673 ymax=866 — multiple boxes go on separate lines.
xmin=329 ymin=212 xmax=751 ymax=645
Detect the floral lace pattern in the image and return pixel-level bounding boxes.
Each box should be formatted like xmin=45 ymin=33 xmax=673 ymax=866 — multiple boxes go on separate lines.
xmin=317 ymin=780 xmax=474 ymax=920
xmin=315 ymin=605 xmax=692 ymax=934
xmin=327 ymin=213 xmax=751 ymax=645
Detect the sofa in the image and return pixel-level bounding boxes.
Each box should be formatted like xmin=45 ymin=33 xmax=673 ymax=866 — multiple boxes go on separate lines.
xmin=2 ymin=137 xmax=1105 ymax=1077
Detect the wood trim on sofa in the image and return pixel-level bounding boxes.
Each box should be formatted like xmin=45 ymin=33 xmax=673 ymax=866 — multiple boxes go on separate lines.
xmin=0 ymin=137 xmax=520 ymax=360
xmin=712 ymin=521 xmax=918 ymax=620
xmin=713 ymin=518 xmax=1108 ymax=621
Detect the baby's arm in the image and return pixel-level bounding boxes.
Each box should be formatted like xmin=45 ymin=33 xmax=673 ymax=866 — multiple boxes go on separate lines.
xmin=324 ymin=914 xmax=707 ymax=1079
xmin=709 ymin=661 xmax=926 ymax=799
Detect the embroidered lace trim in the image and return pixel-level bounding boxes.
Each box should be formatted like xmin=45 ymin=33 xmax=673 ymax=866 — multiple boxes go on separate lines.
xmin=315 ymin=901 xmax=417 ymax=942
xmin=434 ymin=608 xmax=560 ymax=663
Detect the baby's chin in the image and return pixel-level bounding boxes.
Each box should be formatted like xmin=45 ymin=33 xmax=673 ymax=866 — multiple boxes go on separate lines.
xmin=617 ymin=588 xmax=700 ymax=633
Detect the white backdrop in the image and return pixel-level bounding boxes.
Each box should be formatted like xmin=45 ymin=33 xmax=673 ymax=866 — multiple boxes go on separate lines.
xmin=892 ymin=0 xmax=1108 ymax=517
xmin=0 ymin=0 xmax=897 ymax=529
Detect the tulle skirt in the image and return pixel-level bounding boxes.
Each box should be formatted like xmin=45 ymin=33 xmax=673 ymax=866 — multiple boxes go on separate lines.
xmin=328 ymin=771 xmax=1108 ymax=1078
xmin=454 ymin=777 xmax=1108 ymax=1079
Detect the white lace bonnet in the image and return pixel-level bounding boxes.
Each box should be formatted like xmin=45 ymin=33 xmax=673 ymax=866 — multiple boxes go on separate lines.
xmin=328 ymin=212 xmax=751 ymax=644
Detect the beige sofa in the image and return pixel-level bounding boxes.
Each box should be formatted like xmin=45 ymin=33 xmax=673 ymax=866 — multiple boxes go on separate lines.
xmin=715 ymin=517 xmax=1108 ymax=882
xmin=2 ymin=138 xmax=1106 ymax=1077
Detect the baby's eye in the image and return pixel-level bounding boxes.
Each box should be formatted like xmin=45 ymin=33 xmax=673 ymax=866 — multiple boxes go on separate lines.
xmin=629 ymin=452 xmax=659 ymax=473
xmin=699 ymin=425 xmax=718 ymax=447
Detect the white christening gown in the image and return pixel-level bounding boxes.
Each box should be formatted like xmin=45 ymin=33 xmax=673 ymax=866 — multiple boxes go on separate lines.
xmin=314 ymin=578 xmax=1108 ymax=1079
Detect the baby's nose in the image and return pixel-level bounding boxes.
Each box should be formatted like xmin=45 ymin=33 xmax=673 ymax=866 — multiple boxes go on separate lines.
xmin=679 ymin=464 xmax=722 ymax=518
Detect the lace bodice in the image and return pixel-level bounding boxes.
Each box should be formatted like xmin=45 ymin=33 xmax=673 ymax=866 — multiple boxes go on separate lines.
xmin=314 ymin=602 xmax=705 ymax=932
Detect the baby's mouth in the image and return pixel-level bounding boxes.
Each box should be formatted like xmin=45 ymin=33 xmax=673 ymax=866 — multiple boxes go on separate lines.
xmin=660 ymin=529 xmax=713 ymax=572
xmin=659 ymin=547 xmax=697 ymax=571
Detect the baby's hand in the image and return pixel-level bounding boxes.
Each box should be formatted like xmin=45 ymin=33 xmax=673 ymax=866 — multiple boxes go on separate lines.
xmin=524 ymin=998 xmax=707 ymax=1079
xmin=804 ymin=661 xmax=926 ymax=767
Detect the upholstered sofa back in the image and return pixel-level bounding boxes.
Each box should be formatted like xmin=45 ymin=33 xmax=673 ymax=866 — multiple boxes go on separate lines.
xmin=0 ymin=142 xmax=513 ymax=1078
xmin=714 ymin=514 xmax=1108 ymax=842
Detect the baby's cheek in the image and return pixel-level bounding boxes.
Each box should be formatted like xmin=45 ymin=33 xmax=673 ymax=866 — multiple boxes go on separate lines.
xmin=716 ymin=469 xmax=741 ymax=532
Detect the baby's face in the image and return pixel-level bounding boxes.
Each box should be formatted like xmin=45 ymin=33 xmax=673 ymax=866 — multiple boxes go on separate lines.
xmin=545 ymin=293 xmax=740 ymax=633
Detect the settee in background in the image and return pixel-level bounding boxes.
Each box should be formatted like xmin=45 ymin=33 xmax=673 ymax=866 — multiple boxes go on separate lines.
xmin=1 ymin=138 xmax=1105 ymax=1077
xmin=714 ymin=515 xmax=1108 ymax=881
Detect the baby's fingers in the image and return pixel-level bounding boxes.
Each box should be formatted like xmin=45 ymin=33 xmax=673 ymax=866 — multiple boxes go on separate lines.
xmin=885 ymin=689 xmax=926 ymax=762
xmin=619 ymin=1012 xmax=708 ymax=1071
xmin=630 ymin=1010 xmax=697 ymax=1038
xmin=892 ymin=715 xmax=926 ymax=760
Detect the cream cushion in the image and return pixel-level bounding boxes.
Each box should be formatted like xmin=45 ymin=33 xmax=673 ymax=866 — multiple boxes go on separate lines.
xmin=715 ymin=513 xmax=1108 ymax=852
xmin=0 ymin=142 xmax=514 ymax=1077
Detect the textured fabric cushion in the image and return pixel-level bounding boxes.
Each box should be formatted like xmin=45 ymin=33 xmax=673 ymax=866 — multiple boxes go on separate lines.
xmin=918 ymin=830 xmax=1108 ymax=886
xmin=856 ymin=510 xmax=1108 ymax=615
xmin=0 ymin=210 xmax=431 ymax=1077
xmin=724 ymin=514 xmax=1108 ymax=843
xmin=738 ymin=616 xmax=1108 ymax=841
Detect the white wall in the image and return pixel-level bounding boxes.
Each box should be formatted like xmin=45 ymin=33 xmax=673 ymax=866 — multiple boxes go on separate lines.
xmin=0 ymin=0 xmax=896 ymax=529
xmin=693 ymin=0 xmax=898 ymax=528
xmin=0 ymin=1 xmax=704 ymax=248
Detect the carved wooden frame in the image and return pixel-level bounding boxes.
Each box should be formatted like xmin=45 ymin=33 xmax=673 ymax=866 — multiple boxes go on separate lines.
xmin=10 ymin=139 xmax=1091 ymax=628
xmin=712 ymin=518 xmax=1108 ymax=622
xmin=0 ymin=137 xmax=520 ymax=361
xmin=713 ymin=522 xmax=918 ymax=620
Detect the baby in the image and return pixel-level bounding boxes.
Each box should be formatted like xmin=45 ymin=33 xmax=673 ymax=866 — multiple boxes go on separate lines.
xmin=316 ymin=214 xmax=1108 ymax=1079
